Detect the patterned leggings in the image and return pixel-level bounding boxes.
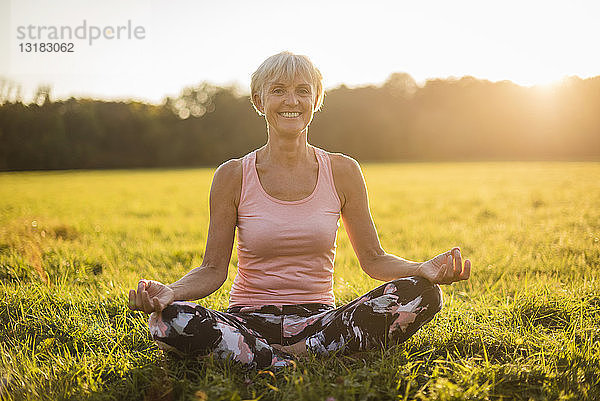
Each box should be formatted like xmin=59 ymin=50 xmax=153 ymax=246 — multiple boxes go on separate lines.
xmin=148 ymin=276 xmax=442 ymax=369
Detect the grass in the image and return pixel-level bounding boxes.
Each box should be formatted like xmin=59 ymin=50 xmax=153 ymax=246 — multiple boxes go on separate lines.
xmin=1 ymin=162 xmax=599 ymax=400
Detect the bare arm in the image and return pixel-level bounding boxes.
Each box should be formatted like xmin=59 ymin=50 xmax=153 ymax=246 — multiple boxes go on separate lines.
xmin=330 ymin=154 xmax=470 ymax=284
xmin=128 ymin=159 xmax=241 ymax=312
xmin=167 ymin=159 xmax=241 ymax=300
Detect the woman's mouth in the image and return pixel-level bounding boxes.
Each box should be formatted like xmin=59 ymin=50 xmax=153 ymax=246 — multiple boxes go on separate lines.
xmin=279 ymin=112 xmax=301 ymax=118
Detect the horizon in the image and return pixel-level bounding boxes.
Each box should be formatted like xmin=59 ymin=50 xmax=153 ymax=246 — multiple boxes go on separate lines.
xmin=3 ymin=72 xmax=598 ymax=107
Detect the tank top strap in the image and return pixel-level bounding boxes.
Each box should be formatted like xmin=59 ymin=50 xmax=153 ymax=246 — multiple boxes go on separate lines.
xmin=239 ymin=150 xmax=258 ymax=206
xmin=313 ymin=147 xmax=342 ymax=207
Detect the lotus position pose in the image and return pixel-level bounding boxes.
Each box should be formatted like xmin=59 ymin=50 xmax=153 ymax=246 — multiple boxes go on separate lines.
xmin=128 ymin=52 xmax=471 ymax=369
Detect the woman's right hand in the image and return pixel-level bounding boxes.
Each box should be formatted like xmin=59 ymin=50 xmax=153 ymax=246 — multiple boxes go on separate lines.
xmin=128 ymin=279 xmax=175 ymax=313
xmin=416 ymin=247 xmax=471 ymax=285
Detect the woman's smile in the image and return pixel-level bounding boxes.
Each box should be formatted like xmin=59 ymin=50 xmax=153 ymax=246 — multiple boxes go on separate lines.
xmin=279 ymin=112 xmax=302 ymax=118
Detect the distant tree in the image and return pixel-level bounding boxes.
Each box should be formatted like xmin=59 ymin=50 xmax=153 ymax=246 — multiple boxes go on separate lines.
xmin=383 ymin=72 xmax=418 ymax=99
xmin=165 ymin=82 xmax=218 ymax=119
xmin=1 ymin=74 xmax=599 ymax=171
xmin=33 ymin=85 xmax=52 ymax=106
xmin=0 ymin=78 xmax=23 ymax=105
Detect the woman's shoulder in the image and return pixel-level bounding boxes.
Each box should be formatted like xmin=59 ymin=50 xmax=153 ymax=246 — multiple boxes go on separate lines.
xmin=214 ymin=157 xmax=242 ymax=179
xmin=318 ymin=148 xmax=362 ymax=177
xmin=211 ymin=157 xmax=243 ymax=207
xmin=316 ymin=148 xmax=364 ymax=207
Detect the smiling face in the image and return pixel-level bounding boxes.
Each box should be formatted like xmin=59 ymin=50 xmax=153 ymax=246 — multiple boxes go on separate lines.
xmin=254 ymin=75 xmax=317 ymax=138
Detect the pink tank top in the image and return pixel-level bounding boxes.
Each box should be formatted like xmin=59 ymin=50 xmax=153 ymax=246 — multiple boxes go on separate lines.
xmin=229 ymin=147 xmax=341 ymax=307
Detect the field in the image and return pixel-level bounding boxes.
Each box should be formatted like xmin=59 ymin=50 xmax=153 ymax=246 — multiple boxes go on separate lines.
xmin=1 ymin=162 xmax=599 ymax=401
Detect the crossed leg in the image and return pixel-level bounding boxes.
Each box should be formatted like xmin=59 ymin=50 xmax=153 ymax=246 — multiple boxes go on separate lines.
xmin=148 ymin=301 xmax=294 ymax=369
xmin=148 ymin=276 xmax=442 ymax=368
xmin=302 ymin=276 xmax=443 ymax=355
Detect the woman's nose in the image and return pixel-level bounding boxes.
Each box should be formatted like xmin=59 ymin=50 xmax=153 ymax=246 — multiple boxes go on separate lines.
xmin=283 ymin=92 xmax=299 ymax=105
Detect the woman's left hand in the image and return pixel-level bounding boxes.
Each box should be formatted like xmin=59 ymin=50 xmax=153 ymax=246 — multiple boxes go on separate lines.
xmin=416 ymin=247 xmax=471 ymax=285
xmin=128 ymin=279 xmax=175 ymax=313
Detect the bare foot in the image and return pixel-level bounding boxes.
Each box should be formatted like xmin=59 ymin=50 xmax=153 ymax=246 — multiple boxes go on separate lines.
xmin=272 ymin=341 xmax=307 ymax=355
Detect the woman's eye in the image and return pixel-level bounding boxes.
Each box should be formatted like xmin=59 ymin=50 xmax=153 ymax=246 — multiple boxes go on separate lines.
xmin=298 ymin=88 xmax=310 ymax=95
xmin=272 ymin=88 xmax=284 ymax=94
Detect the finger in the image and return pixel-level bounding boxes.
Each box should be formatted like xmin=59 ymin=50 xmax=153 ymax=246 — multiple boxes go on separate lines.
xmin=435 ymin=254 xmax=448 ymax=281
xmin=441 ymin=258 xmax=453 ymax=284
xmin=459 ymin=259 xmax=471 ymax=280
xmin=142 ymin=290 xmax=154 ymax=314
xmin=128 ymin=289 xmax=137 ymax=310
xmin=153 ymin=297 xmax=162 ymax=312
xmin=446 ymin=253 xmax=455 ymax=278
xmin=453 ymin=248 xmax=462 ymax=277
xmin=136 ymin=280 xmax=147 ymax=308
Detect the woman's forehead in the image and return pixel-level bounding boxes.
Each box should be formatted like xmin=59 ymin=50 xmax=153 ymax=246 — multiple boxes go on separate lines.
xmin=267 ymin=67 xmax=313 ymax=85
xmin=267 ymin=75 xmax=313 ymax=87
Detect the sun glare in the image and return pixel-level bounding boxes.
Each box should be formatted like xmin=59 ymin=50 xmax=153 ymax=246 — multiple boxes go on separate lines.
xmin=3 ymin=0 xmax=599 ymax=102
xmin=512 ymin=73 xmax=570 ymax=88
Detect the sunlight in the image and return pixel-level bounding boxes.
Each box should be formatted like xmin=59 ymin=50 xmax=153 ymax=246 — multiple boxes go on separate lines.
xmin=3 ymin=0 xmax=599 ymax=102
xmin=514 ymin=73 xmax=571 ymax=88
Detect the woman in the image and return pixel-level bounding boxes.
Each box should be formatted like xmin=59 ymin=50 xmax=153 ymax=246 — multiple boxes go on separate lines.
xmin=128 ymin=51 xmax=471 ymax=369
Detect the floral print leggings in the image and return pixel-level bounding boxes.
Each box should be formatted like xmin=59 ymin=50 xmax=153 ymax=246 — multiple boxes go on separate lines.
xmin=148 ymin=276 xmax=442 ymax=369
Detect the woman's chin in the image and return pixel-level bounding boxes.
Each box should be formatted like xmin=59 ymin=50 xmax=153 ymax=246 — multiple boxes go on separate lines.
xmin=271 ymin=126 xmax=309 ymax=138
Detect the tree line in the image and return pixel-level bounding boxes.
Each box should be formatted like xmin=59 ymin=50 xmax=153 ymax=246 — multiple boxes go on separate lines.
xmin=1 ymin=73 xmax=599 ymax=170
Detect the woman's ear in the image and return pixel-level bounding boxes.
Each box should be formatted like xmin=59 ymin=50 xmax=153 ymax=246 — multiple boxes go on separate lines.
xmin=253 ymin=93 xmax=265 ymax=115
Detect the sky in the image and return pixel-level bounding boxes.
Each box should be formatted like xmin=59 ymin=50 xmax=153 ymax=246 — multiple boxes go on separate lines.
xmin=1 ymin=0 xmax=599 ymax=104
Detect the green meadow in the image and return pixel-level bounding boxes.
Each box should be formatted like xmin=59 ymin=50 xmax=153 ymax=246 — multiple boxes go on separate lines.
xmin=1 ymin=162 xmax=599 ymax=400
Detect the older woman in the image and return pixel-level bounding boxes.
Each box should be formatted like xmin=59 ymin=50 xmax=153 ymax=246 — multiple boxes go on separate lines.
xmin=128 ymin=51 xmax=471 ymax=369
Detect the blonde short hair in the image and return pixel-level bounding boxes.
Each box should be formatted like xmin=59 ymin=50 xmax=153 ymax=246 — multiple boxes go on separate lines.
xmin=250 ymin=51 xmax=325 ymax=115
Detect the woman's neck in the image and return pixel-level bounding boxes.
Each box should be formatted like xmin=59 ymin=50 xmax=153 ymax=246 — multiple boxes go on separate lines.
xmin=260 ymin=131 xmax=313 ymax=168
